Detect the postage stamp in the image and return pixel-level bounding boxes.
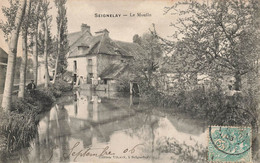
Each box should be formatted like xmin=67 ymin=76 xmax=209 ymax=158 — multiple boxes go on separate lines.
xmin=208 ymin=126 xmax=252 ymax=162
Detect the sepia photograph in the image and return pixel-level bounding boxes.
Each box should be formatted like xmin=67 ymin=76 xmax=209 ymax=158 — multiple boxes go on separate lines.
xmin=0 ymin=0 xmax=259 ymax=162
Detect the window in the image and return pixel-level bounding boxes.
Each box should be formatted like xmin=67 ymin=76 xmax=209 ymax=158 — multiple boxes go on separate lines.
xmin=87 ymin=73 xmax=93 ymax=84
xmin=88 ymin=59 xmax=93 ymax=66
xmin=87 ymin=59 xmax=93 ymax=73
xmin=73 ymin=60 xmax=77 ymax=73
xmin=104 ymin=79 xmax=107 ymax=85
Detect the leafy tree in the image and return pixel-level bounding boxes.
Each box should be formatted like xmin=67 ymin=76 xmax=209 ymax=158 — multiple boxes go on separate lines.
xmin=163 ymin=0 xmax=260 ymax=91
xmin=1 ymin=0 xmax=27 ymax=111
xmin=133 ymin=34 xmax=142 ymax=45
xmin=14 ymin=57 xmax=33 ymax=80
xmin=41 ymin=0 xmax=52 ymax=88
xmin=130 ymin=33 xmax=162 ymax=89
xmin=30 ymin=0 xmax=42 ymax=86
xmin=53 ymin=0 xmax=69 ymax=83
xmin=18 ymin=0 xmax=32 ymax=98
xmin=0 ymin=0 xmax=41 ymax=99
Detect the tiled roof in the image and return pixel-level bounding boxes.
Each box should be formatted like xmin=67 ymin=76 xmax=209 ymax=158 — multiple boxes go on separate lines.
xmin=67 ymin=31 xmax=83 ymax=47
xmin=115 ymin=41 xmax=146 ymax=57
xmin=67 ymin=30 xmax=145 ymax=58
xmin=99 ymin=63 xmax=129 ymax=79
xmin=68 ymin=34 xmax=103 ymax=58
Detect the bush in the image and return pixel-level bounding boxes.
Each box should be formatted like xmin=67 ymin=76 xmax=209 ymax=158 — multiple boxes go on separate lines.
xmin=0 ymin=79 xmax=73 ymax=161
xmin=11 ymin=98 xmax=40 ymax=113
xmin=0 ymin=86 xmax=57 ymax=158
xmin=32 ymin=89 xmax=55 ymax=107
xmin=0 ymin=109 xmax=37 ymax=156
xmin=46 ymin=79 xmax=72 ymax=98
xmin=117 ymin=76 xmax=130 ymax=92
xmin=48 ymin=86 xmax=62 ymax=98
xmin=53 ymin=79 xmax=72 ymax=92
xmin=0 ymin=91 xmax=53 ymax=161
xmin=143 ymin=86 xmax=258 ymax=131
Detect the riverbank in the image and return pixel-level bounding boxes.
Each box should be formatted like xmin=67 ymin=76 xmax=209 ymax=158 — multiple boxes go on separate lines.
xmin=141 ymin=87 xmax=260 ymax=161
xmin=141 ymin=87 xmax=258 ymax=131
xmin=0 ymin=79 xmax=72 ymax=162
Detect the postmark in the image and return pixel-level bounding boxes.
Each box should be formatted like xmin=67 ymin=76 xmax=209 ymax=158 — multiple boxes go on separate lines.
xmin=208 ymin=126 xmax=252 ymax=162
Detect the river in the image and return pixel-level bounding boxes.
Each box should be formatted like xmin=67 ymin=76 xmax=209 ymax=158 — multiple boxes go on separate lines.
xmin=16 ymin=90 xmax=209 ymax=163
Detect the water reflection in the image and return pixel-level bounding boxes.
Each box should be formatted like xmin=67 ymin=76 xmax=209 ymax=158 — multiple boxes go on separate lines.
xmin=26 ymin=90 xmax=208 ymax=162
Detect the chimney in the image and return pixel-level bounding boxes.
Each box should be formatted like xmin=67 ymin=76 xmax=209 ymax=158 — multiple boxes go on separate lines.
xmin=95 ymin=29 xmax=109 ymax=37
xmin=81 ymin=24 xmax=90 ymax=33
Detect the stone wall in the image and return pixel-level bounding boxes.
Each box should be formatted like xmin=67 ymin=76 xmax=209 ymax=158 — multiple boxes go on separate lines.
xmin=67 ymin=57 xmax=87 ymax=77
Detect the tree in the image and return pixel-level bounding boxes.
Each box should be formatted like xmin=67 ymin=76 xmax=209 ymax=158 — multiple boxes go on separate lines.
xmin=41 ymin=0 xmax=52 ymax=88
xmin=163 ymin=0 xmax=260 ymax=91
xmin=130 ymin=33 xmax=162 ymax=89
xmin=53 ymin=0 xmax=69 ymax=83
xmin=133 ymin=34 xmax=142 ymax=45
xmin=1 ymin=0 xmax=27 ymax=111
xmin=18 ymin=0 xmax=32 ymax=98
xmin=30 ymin=0 xmax=42 ymax=86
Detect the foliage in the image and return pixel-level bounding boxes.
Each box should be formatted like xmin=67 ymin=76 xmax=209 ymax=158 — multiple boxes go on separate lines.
xmin=11 ymin=98 xmax=40 ymax=113
xmin=0 ymin=109 xmax=37 ymax=160
xmin=14 ymin=57 xmax=34 ymax=79
xmin=162 ymin=0 xmax=260 ymax=91
xmin=128 ymin=33 xmax=163 ymax=88
xmin=52 ymin=79 xmax=72 ymax=92
xmin=118 ymin=33 xmax=163 ymax=91
xmin=31 ymin=89 xmax=55 ymax=106
xmin=0 ymin=0 xmax=19 ymax=41
xmin=28 ymin=0 xmax=43 ymax=34
xmin=48 ymin=79 xmax=72 ymax=97
xmin=39 ymin=0 xmax=53 ymax=87
xmin=48 ymin=86 xmax=62 ymax=98
xmin=143 ymin=87 xmax=258 ymax=131
xmin=54 ymin=0 xmax=69 ymax=75
xmin=0 ymin=0 xmax=39 ymax=40
xmin=0 ymin=79 xmax=72 ymax=160
xmin=0 ymin=0 xmax=27 ymax=110
xmin=156 ymin=136 xmax=207 ymax=162
xmin=38 ymin=25 xmax=54 ymax=58
xmin=117 ymin=73 xmax=130 ymax=92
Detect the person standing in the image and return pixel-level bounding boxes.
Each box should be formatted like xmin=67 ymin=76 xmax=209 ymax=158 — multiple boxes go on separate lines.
xmin=27 ymin=80 xmax=36 ymax=94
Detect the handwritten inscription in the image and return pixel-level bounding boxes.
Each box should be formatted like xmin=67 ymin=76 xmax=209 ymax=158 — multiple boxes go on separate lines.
xmin=123 ymin=143 xmax=144 ymax=154
xmin=62 ymin=142 xmax=115 ymax=161
xmin=60 ymin=142 xmax=145 ymax=162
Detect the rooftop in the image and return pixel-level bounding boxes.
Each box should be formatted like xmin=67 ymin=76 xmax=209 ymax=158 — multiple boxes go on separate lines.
xmin=99 ymin=63 xmax=129 ymax=79
xmin=67 ymin=25 xmax=145 ymax=58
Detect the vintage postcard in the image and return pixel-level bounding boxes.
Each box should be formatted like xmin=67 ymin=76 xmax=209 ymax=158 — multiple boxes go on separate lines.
xmin=0 ymin=0 xmax=259 ymax=162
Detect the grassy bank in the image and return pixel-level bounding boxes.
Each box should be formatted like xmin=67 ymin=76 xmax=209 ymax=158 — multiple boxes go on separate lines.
xmin=142 ymin=87 xmax=258 ymax=131
xmin=0 ymin=79 xmax=72 ymax=161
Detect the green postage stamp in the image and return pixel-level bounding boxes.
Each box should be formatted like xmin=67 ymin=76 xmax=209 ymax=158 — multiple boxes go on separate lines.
xmin=208 ymin=126 xmax=252 ymax=162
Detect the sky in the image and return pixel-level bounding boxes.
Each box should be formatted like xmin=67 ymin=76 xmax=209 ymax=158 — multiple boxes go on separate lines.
xmin=0 ymin=0 xmax=179 ymax=56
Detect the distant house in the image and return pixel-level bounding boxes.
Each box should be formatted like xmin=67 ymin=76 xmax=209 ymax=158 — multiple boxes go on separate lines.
xmin=0 ymin=48 xmax=8 ymax=94
xmin=67 ymin=24 xmax=144 ymax=91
